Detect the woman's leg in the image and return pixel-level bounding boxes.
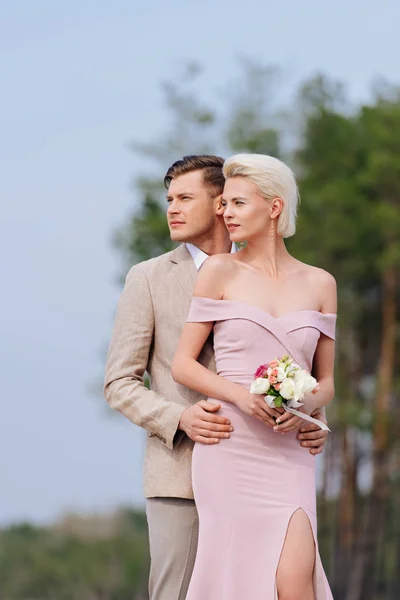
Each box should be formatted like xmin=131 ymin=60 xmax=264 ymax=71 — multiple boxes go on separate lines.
xmin=276 ymin=508 xmax=316 ymax=600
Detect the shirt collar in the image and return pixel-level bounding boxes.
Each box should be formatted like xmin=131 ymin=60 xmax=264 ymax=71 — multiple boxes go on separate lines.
xmin=186 ymin=242 xmax=237 ymax=271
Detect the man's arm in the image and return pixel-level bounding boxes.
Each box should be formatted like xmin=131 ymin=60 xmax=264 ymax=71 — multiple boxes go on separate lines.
xmin=104 ymin=264 xmax=184 ymax=450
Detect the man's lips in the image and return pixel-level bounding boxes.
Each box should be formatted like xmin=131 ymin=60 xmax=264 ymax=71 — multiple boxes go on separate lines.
xmin=169 ymin=221 xmax=185 ymax=227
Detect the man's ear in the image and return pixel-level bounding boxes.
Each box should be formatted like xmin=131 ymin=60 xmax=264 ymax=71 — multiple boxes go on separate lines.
xmin=215 ymin=194 xmax=224 ymax=215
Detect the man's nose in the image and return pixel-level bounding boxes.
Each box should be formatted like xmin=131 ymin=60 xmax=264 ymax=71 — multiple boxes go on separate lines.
xmin=167 ymin=200 xmax=180 ymax=214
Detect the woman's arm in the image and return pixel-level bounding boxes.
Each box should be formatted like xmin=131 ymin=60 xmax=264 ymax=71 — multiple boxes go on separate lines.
xmin=304 ymin=271 xmax=337 ymax=413
xmin=273 ymin=270 xmax=337 ymax=432
xmin=172 ymin=256 xmax=283 ymax=427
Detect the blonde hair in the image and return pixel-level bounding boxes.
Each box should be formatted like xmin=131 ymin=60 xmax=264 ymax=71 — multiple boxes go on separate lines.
xmin=223 ymin=154 xmax=300 ymax=238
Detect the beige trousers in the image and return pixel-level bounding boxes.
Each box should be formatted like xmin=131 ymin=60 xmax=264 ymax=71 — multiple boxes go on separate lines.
xmin=146 ymin=498 xmax=199 ymax=600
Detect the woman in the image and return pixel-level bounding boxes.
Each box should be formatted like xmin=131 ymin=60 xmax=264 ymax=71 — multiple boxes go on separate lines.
xmin=172 ymin=154 xmax=336 ymax=600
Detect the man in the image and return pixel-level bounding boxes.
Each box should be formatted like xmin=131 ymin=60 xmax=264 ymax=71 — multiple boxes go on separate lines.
xmin=104 ymin=155 xmax=329 ymax=600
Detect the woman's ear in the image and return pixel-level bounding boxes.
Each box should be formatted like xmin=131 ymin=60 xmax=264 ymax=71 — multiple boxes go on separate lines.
xmin=215 ymin=194 xmax=225 ymax=216
xmin=270 ymin=197 xmax=283 ymax=219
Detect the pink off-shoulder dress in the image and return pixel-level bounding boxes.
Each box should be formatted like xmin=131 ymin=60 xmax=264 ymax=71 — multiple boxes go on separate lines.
xmin=185 ymin=297 xmax=336 ymax=600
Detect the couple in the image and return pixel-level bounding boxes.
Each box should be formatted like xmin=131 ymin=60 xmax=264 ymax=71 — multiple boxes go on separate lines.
xmin=105 ymin=154 xmax=336 ymax=600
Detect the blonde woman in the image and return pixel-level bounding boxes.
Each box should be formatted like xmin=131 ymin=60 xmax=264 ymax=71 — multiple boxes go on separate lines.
xmin=172 ymin=154 xmax=336 ymax=599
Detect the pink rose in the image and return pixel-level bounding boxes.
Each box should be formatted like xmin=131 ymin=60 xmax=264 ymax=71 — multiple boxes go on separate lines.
xmin=254 ymin=364 xmax=269 ymax=378
xmin=269 ymin=360 xmax=279 ymax=368
xmin=274 ymin=383 xmax=281 ymax=391
xmin=271 ymin=368 xmax=279 ymax=378
xmin=269 ymin=375 xmax=278 ymax=384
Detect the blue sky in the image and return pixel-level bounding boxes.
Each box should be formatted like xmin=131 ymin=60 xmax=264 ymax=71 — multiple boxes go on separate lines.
xmin=1 ymin=0 xmax=399 ymax=524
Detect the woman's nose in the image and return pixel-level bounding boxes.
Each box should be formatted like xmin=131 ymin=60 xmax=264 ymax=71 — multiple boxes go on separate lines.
xmin=224 ymin=205 xmax=233 ymax=218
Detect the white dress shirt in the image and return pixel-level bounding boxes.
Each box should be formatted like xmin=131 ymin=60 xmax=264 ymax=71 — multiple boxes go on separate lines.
xmin=186 ymin=243 xmax=237 ymax=271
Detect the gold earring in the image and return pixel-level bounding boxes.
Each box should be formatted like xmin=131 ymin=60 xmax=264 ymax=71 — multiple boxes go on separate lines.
xmin=270 ymin=218 xmax=276 ymax=248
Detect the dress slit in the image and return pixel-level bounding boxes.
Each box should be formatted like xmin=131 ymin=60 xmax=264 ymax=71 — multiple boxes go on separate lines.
xmin=273 ymin=507 xmax=328 ymax=600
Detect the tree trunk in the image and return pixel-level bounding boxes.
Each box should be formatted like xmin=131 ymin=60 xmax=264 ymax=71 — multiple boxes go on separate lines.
xmin=331 ymin=319 xmax=360 ymax=597
xmin=345 ymin=264 xmax=397 ymax=600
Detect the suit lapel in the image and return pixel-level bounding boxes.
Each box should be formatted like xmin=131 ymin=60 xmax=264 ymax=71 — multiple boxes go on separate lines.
xmin=170 ymin=244 xmax=198 ymax=299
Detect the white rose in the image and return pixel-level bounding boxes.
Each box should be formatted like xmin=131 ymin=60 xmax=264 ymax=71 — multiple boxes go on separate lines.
xmin=294 ymin=378 xmax=305 ymax=401
xmin=286 ymin=363 xmax=300 ymax=376
xmin=250 ymin=378 xmax=271 ymax=395
xmin=292 ymin=368 xmax=307 ymax=383
xmin=301 ymin=373 xmax=318 ymax=395
xmin=276 ymin=366 xmax=287 ymax=382
xmin=279 ymin=378 xmax=296 ymax=401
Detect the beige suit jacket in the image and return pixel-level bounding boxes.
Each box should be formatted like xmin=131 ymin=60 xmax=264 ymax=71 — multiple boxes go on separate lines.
xmin=104 ymin=244 xmax=215 ymax=499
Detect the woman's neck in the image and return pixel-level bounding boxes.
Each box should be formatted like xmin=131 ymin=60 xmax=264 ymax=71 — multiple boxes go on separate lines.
xmin=240 ymin=235 xmax=294 ymax=278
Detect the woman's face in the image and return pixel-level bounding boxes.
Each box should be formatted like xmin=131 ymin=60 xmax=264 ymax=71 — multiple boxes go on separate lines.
xmin=221 ymin=176 xmax=272 ymax=243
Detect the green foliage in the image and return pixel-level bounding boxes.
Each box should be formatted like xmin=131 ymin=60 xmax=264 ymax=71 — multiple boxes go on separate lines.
xmin=0 ymin=511 xmax=150 ymax=599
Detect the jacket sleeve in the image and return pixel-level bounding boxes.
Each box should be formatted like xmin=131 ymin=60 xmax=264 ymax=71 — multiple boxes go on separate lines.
xmin=104 ymin=264 xmax=185 ymax=450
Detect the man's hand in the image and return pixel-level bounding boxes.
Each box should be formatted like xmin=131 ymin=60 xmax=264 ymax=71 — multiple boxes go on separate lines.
xmin=297 ymin=410 xmax=329 ymax=455
xmin=178 ymin=400 xmax=234 ymax=445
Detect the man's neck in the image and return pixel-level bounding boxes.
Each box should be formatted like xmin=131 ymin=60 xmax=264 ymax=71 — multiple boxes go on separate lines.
xmin=187 ymin=230 xmax=232 ymax=257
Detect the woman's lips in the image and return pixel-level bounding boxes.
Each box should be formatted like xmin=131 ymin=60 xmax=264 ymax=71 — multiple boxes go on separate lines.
xmin=227 ymin=224 xmax=240 ymax=231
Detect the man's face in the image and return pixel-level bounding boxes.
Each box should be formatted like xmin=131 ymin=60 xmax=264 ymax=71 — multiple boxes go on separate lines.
xmin=166 ymin=170 xmax=219 ymax=243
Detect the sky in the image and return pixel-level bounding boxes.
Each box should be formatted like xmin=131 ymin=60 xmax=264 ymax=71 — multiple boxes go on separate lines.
xmin=1 ymin=0 xmax=399 ymax=525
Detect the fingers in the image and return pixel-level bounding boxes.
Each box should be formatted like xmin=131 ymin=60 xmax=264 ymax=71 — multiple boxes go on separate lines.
xmin=298 ymin=430 xmax=328 ymax=454
xmin=274 ymin=411 xmax=292 ymax=424
xmin=199 ymin=400 xmax=221 ymax=412
xmin=299 ymin=422 xmax=320 ymax=433
xmin=262 ymin=406 xmax=284 ymax=420
xmin=202 ymin=412 xmax=232 ymax=426
xmin=274 ymin=417 xmax=303 ymax=433
xmin=196 ymin=428 xmax=231 ymax=440
xmin=253 ymin=407 xmax=275 ymax=427
xmin=199 ymin=421 xmax=234 ymax=433
xmin=298 ymin=429 xmax=326 ymax=441
xmin=254 ymin=395 xmax=284 ymax=419
xmin=194 ymin=435 xmax=221 ymax=445
xmin=256 ymin=413 xmax=275 ymax=428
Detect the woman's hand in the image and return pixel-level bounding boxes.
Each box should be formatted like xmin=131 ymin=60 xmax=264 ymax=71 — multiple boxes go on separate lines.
xmin=235 ymin=392 xmax=284 ymax=427
xmin=271 ymin=409 xmax=305 ymax=433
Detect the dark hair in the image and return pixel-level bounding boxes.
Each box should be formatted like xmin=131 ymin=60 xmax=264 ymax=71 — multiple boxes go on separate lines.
xmin=164 ymin=154 xmax=225 ymax=197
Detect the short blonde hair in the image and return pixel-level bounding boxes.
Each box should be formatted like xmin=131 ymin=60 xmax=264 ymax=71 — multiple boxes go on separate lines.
xmin=223 ymin=154 xmax=300 ymax=238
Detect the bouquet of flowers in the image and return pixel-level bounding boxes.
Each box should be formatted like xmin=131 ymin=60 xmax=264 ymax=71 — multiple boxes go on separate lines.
xmin=250 ymin=355 xmax=329 ymax=431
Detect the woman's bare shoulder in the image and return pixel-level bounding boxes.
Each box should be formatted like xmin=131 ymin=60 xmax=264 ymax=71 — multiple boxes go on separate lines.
xmin=202 ymin=252 xmax=240 ymax=274
xmin=193 ymin=253 xmax=239 ymax=299
xmin=298 ymin=263 xmax=337 ymax=312
xmin=299 ymin=263 xmax=336 ymax=286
